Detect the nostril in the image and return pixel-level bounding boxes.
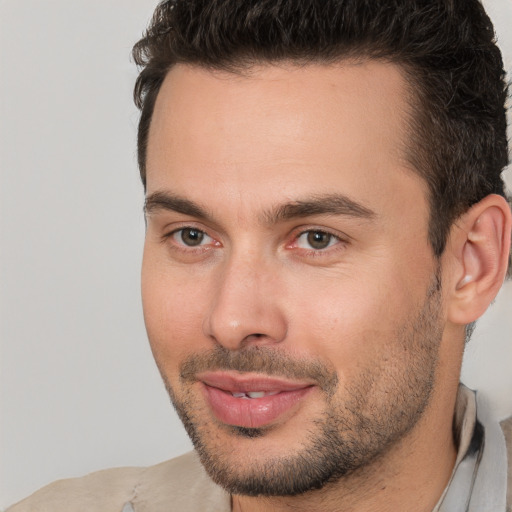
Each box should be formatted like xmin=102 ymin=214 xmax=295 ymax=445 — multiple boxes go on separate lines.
xmin=249 ymin=333 xmax=266 ymax=339
xmin=241 ymin=333 xmax=268 ymax=345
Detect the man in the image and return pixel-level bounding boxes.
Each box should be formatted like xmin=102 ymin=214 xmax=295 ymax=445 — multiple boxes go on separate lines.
xmin=8 ymin=0 xmax=512 ymax=510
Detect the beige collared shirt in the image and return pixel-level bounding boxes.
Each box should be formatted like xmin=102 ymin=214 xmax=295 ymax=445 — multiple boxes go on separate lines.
xmin=7 ymin=385 xmax=511 ymax=512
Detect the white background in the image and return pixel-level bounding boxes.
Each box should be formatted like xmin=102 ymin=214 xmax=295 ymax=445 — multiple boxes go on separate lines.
xmin=0 ymin=0 xmax=511 ymax=508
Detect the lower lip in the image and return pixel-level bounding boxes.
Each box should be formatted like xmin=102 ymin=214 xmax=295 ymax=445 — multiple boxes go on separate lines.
xmin=202 ymin=384 xmax=314 ymax=429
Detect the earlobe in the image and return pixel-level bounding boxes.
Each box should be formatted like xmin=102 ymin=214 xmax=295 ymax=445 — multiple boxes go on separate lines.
xmin=448 ymin=194 xmax=511 ymax=325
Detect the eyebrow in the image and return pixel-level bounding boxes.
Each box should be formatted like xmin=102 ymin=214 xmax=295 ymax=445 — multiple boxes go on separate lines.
xmin=144 ymin=191 xmax=376 ymax=224
xmin=145 ymin=191 xmax=212 ymax=220
xmin=263 ymin=194 xmax=376 ymax=224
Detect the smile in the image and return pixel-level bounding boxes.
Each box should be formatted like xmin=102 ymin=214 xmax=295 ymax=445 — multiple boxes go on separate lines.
xmin=197 ymin=372 xmax=315 ymax=429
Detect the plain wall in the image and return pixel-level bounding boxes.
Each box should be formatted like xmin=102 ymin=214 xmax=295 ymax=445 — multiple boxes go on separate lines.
xmin=0 ymin=0 xmax=511 ymax=508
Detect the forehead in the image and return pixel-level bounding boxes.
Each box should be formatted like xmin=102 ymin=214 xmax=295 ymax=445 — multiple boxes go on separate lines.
xmin=146 ymin=61 xmax=428 ymax=226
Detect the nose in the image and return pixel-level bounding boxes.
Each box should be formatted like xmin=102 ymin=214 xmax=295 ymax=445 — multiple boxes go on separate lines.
xmin=203 ymin=253 xmax=288 ymax=350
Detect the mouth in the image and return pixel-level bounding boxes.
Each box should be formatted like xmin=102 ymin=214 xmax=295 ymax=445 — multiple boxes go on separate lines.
xmin=228 ymin=390 xmax=280 ymax=399
xmin=197 ymin=371 xmax=315 ymax=429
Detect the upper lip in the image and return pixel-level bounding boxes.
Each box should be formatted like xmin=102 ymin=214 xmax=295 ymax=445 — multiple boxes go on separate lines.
xmin=197 ymin=371 xmax=315 ymax=393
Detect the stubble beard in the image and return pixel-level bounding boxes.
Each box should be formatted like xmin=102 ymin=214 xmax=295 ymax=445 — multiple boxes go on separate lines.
xmin=161 ymin=272 xmax=443 ymax=497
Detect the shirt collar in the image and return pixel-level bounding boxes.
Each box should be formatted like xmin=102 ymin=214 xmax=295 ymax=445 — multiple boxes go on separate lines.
xmin=434 ymin=384 xmax=508 ymax=511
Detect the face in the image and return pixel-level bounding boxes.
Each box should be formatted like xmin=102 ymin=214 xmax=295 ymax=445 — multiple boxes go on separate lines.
xmin=142 ymin=62 xmax=445 ymax=496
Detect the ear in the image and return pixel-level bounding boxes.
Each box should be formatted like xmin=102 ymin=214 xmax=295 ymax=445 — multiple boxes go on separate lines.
xmin=446 ymin=194 xmax=511 ymax=325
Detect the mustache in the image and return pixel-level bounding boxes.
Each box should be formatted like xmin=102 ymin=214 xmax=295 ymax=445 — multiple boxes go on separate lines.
xmin=179 ymin=346 xmax=338 ymax=394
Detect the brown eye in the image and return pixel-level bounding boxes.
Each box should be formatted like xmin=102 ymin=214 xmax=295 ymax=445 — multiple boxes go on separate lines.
xmin=296 ymin=230 xmax=337 ymax=250
xmin=307 ymin=231 xmax=332 ymax=249
xmin=178 ymin=228 xmax=205 ymax=246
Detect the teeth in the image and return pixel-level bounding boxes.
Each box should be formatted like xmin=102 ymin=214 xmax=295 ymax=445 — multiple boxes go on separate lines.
xmin=247 ymin=391 xmax=266 ymax=399
xmin=230 ymin=391 xmax=281 ymax=399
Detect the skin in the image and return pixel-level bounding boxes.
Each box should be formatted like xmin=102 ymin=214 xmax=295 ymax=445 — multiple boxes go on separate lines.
xmin=141 ymin=61 xmax=509 ymax=511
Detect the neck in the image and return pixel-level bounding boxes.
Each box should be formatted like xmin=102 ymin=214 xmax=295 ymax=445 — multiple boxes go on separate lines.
xmin=232 ymin=385 xmax=458 ymax=512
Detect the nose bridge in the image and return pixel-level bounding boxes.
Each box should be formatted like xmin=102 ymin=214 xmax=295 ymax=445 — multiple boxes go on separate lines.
xmin=204 ymin=246 xmax=287 ymax=349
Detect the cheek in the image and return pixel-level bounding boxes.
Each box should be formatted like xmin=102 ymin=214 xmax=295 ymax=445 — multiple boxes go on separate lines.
xmin=141 ymin=250 xmax=211 ymax=375
xmin=286 ymin=268 xmax=414 ymax=375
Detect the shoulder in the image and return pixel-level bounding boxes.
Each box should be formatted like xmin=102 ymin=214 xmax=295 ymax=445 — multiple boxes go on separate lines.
xmin=6 ymin=451 xmax=230 ymax=512
xmin=5 ymin=464 xmax=142 ymax=512
xmin=501 ymin=416 xmax=512 ymax=512
xmin=134 ymin=451 xmax=230 ymax=511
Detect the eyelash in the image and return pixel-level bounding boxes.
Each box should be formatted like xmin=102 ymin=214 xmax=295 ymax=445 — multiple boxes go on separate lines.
xmin=162 ymin=226 xmax=347 ymax=257
xmin=287 ymin=228 xmax=351 ymax=263
xmin=162 ymin=226 xmax=219 ymax=253
xmin=290 ymin=229 xmax=345 ymax=254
